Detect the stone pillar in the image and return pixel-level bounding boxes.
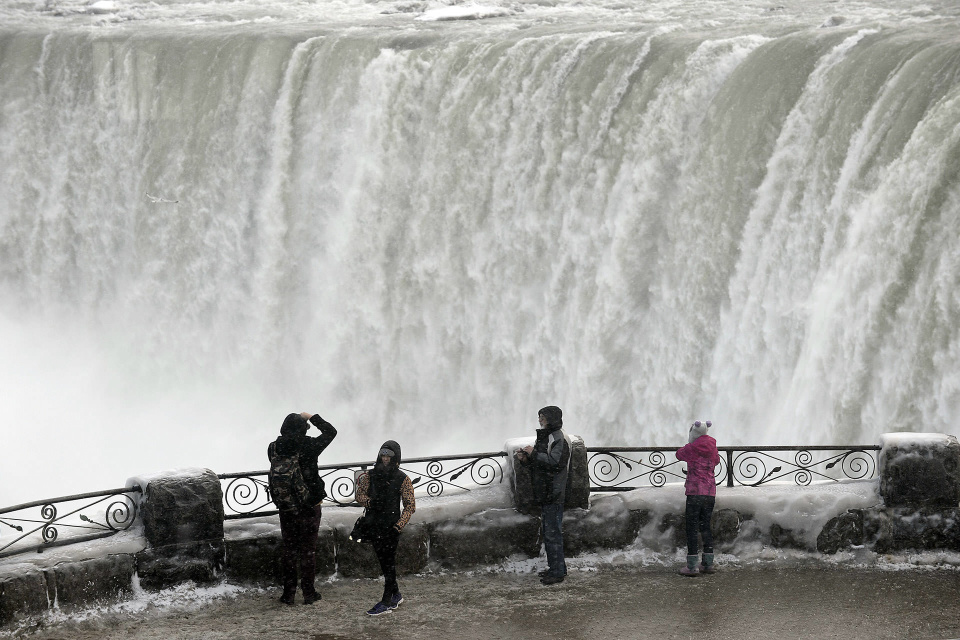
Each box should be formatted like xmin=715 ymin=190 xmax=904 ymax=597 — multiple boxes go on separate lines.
xmin=506 ymin=434 xmax=590 ymax=515
xmin=133 ymin=468 xmax=225 ymax=589
xmin=879 ymin=433 xmax=960 ymax=509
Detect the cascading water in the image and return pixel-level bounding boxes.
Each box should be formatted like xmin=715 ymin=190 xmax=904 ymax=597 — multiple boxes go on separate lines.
xmin=1 ymin=0 xmax=959 ymax=505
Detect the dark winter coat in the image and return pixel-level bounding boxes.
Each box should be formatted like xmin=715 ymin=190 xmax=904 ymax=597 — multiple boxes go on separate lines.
xmin=268 ymin=414 xmax=337 ymax=507
xmin=675 ymin=435 xmax=719 ymax=496
xmin=366 ymin=440 xmax=409 ymax=531
xmin=528 ymin=408 xmax=570 ymax=506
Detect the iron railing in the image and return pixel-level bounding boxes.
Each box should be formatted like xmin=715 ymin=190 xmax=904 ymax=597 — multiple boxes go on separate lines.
xmin=219 ymin=451 xmax=507 ymax=520
xmin=587 ymin=446 xmax=881 ymax=491
xmin=0 ymin=486 xmax=142 ymax=560
xmin=0 ymin=445 xmax=883 ymax=557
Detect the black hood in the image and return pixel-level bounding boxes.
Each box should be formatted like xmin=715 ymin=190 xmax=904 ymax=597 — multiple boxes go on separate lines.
xmin=376 ymin=440 xmax=402 ymax=467
xmin=280 ymin=412 xmax=308 ymax=435
xmin=538 ymin=406 xmax=563 ymax=430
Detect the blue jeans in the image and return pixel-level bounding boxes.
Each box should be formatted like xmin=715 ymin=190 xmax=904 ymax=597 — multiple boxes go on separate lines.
xmin=685 ymin=495 xmax=715 ymax=555
xmin=542 ymin=503 xmax=566 ymax=576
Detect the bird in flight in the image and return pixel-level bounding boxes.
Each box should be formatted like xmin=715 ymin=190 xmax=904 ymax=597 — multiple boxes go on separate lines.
xmin=145 ymin=192 xmax=179 ymax=203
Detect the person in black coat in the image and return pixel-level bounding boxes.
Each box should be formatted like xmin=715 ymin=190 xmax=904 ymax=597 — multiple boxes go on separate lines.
xmin=268 ymin=411 xmax=337 ymax=605
xmin=515 ymin=405 xmax=570 ymax=585
xmin=355 ymin=440 xmax=416 ymax=616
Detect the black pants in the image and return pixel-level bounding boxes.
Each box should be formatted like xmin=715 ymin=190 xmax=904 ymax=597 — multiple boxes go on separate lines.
xmin=279 ymin=504 xmax=322 ymax=596
xmin=685 ymin=495 xmax=715 ymax=555
xmin=371 ymin=527 xmax=401 ymax=604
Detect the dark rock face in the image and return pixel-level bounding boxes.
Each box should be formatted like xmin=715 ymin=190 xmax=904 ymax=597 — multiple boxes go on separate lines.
xmin=1 ymin=556 xmax=139 ymax=625
xmin=563 ymin=497 xmax=640 ymax=555
xmin=137 ymin=469 xmax=225 ymax=589
xmin=430 ymin=510 xmax=540 ymax=570
xmin=711 ymin=509 xmax=742 ymax=550
xmin=565 ymin=436 xmax=591 ymax=510
xmin=394 ymin=523 xmax=429 ymax=575
xmin=866 ymin=507 xmax=960 ymax=553
xmin=817 ymin=510 xmax=864 ymax=554
xmin=879 ymin=435 xmax=960 ymax=509
xmin=769 ymin=523 xmax=806 ymax=549
xmin=651 ymin=509 xmax=746 ymax=552
xmin=0 ymin=571 xmax=48 ymax=626
xmin=657 ymin=513 xmax=687 ymax=550
xmin=140 ymin=469 xmax=225 ymax=548
xmin=510 ymin=434 xmax=590 ymax=515
xmin=224 ymin=537 xmax=283 ymax=584
xmin=54 ymin=555 xmax=136 ymax=608
xmin=136 ymin=542 xmax=222 ymax=590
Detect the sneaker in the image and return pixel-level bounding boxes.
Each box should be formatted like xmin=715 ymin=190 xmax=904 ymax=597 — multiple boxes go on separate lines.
xmin=366 ymin=602 xmax=392 ymax=616
xmin=678 ymin=566 xmax=700 ymax=577
xmin=302 ymin=592 xmax=321 ymax=605
xmin=279 ymin=593 xmax=296 ymax=605
xmin=540 ymin=574 xmax=565 ymax=585
xmin=388 ymin=593 xmax=404 ymax=609
xmin=699 ymin=563 xmax=716 ymax=575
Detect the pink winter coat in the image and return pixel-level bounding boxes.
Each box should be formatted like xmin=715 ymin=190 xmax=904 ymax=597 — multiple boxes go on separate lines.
xmin=676 ymin=435 xmax=720 ymax=496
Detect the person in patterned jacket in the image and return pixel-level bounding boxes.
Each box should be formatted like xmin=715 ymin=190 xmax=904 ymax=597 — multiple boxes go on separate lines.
xmin=355 ymin=440 xmax=416 ymax=616
xmin=675 ymin=420 xmax=720 ymax=576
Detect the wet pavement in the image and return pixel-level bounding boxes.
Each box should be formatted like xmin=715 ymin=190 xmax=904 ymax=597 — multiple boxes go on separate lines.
xmin=8 ymin=565 xmax=960 ymax=640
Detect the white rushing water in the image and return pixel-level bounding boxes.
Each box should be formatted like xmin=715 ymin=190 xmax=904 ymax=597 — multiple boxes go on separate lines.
xmin=1 ymin=0 xmax=959 ymax=504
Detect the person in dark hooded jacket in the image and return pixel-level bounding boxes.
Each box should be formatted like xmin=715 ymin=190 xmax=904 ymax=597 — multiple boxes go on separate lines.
xmin=267 ymin=411 xmax=337 ymax=605
xmin=515 ymin=405 xmax=570 ymax=585
xmin=354 ymin=440 xmax=416 ymax=616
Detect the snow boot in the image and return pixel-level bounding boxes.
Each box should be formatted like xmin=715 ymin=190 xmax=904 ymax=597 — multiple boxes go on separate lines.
xmin=678 ymin=554 xmax=700 ymax=577
xmin=699 ymin=553 xmax=716 ymax=574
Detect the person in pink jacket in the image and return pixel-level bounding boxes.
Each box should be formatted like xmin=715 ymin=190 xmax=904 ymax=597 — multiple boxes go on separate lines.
xmin=675 ymin=420 xmax=720 ymax=576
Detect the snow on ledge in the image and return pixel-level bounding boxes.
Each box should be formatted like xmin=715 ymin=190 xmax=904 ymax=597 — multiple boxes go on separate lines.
xmin=0 ymin=529 xmax=147 ymax=576
xmin=125 ymin=467 xmax=215 ymax=491
xmin=880 ymin=432 xmax=956 ymax=448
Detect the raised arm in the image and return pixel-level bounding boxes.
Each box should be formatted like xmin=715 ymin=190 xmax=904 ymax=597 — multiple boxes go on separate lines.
xmin=304 ymin=413 xmax=337 ymax=454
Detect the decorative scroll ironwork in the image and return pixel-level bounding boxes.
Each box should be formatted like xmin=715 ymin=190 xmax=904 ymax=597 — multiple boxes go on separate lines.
xmin=219 ymin=452 xmax=507 ymax=520
xmin=728 ymin=448 xmax=877 ymax=487
xmin=0 ymin=487 xmax=141 ymax=560
xmin=587 ymin=446 xmax=879 ymax=491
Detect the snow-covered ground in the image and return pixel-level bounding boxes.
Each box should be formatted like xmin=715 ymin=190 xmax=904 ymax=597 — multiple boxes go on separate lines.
xmin=0 ymin=546 xmax=960 ymax=638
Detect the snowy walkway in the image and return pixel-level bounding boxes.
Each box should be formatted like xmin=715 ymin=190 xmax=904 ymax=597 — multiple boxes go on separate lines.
xmin=5 ymin=564 xmax=960 ymax=640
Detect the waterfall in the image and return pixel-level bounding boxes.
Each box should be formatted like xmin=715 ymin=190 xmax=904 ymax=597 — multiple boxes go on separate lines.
xmin=1 ymin=7 xmax=959 ymax=503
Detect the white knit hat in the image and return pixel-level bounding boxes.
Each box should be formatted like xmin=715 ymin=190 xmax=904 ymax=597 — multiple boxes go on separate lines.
xmin=688 ymin=419 xmax=712 ymax=443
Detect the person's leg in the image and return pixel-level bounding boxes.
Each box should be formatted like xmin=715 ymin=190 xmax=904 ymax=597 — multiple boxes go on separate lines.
xmin=684 ymin=495 xmax=701 ymax=556
xmin=681 ymin=496 xmax=703 ymax=575
xmin=299 ymin=505 xmax=322 ymax=601
xmin=278 ymin=510 xmax=299 ymax=602
xmin=541 ymin=503 xmax=565 ymax=580
xmin=700 ymin=496 xmax=716 ymax=572
xmin=372 ymin=528 xmax=400 ymax=604
xmin=556 ymin=505 xmax=566 ymax=576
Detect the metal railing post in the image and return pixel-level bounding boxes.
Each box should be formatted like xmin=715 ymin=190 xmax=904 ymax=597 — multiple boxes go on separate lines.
xmin=726 ymin=449 xmax=734 ymax=487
